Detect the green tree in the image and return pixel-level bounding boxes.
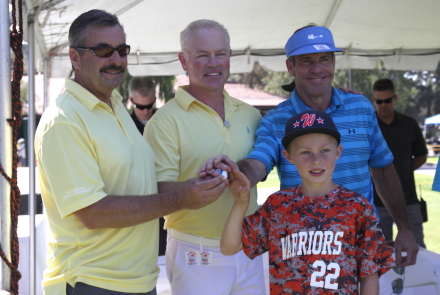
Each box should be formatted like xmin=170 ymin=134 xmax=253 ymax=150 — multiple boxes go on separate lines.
xmin=405 ymin=62 xmax=440 ymax=122
xmin=229 ymin=62 xmax=268 ymax=89
xmin=333 ymin=67 xmax=418 ymax=120
xmin=229 ymin=62 xmax=291 ymax=97
xmin=262 ymin=72 xmax=293 ymax=98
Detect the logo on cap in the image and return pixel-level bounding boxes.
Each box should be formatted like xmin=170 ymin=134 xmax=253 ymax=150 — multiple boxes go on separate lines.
xmin=282 ymin=110 xmax=341 ymax=149
xmin=308 ymin=34 xmax=323 ymax=40
xmin=313 ymin=44 xmax=331 ymax=50
xmin=285 ymin=26 xmax=344 ymax=57
xmin=295 ymin=113 xmax=325 ymax=129
xmin=301 ymin=113 xmax=316 ymax=128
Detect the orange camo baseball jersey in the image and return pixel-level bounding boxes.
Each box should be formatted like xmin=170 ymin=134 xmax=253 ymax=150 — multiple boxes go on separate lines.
xmin=242 ymin=185 xmax=394 ymax=294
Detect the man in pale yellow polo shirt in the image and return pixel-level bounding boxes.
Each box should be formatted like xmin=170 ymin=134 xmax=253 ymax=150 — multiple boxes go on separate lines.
xmin=34 ymin=11 xmax=227 ymax=295
xmin=144 ymin=20 xmax=265 ymax=295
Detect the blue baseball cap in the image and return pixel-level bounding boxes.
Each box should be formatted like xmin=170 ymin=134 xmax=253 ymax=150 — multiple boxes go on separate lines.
xmin=282 ymin=110 xmax=341 ymax=149
xmin=285 ymin=26 xmax=344 ymax=57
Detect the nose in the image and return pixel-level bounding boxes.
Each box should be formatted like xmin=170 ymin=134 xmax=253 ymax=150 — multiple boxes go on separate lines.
xmin=108 ymin=49 xmax=124 ymax=63
xmin=207 ymin=54 xmax=219 ymax=67
xmin=311 ymin=153 xmax=322 ymax=164
xmin=309 ymin=60 xmax=323 ymax=73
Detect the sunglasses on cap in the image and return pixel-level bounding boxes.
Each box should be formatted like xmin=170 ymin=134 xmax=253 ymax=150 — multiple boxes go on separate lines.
xmin=74 ymin=45 xmax=131 ymax=58
xmin=391 ymin=266 xmax=405 ymax=294
xmin=375 ymin=95 xmax=395 ymax=104
xmin=132 ymin=98 xmax=156 ymax=110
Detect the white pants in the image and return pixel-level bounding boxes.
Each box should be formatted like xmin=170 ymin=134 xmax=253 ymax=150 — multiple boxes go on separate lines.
xmin=165 ymin=233 xmax=265 ymax=295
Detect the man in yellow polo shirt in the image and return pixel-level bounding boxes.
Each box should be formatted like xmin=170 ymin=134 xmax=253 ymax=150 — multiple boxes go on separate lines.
xmin=35 ymin=11 xmax=227 ymax=295
xmin=144 ymin=20 xmax=265 ymax=295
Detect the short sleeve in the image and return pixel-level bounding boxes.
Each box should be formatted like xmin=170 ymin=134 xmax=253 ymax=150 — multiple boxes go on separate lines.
xmin=144 ymin=119 xmax=180 ymax=182
xmin=411 ymin=118 xmax=428 ymax=157
xmin=247 ymin=113 xmax=279 ymax=174
xmin=355 ymin=200 xmax=395 ymax=278
xmin=242 ymin=202 xmax=271 ymax=259
xmin=37 ymin=122 xmax=107 ymax=218
xmin=368 ymin=111 xmax=394 ymax=169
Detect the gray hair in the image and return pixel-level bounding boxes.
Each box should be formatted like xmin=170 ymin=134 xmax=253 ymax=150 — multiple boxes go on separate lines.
xmin=129 ymin=76 xmax=155 ymax=97
xmin=180 ymin=19 xmax=230 ymax=54
xmin=69 ymin=9 xmax=125 ymax=48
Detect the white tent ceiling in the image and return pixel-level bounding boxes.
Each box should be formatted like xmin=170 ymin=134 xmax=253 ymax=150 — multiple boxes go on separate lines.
xmin=22 ymin=0 xmax=440 ymax=77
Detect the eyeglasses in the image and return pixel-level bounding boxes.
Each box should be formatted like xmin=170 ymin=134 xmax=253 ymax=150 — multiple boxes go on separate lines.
xmin=375 ymin=95 xmax=395 ymax=104
xmin=391 ymin=266 xmax=405 ymax=294
xmin=132 ymin=98 xmax=156 ymax=110
xmin=74 ymin=45 xmax=131 ymax=58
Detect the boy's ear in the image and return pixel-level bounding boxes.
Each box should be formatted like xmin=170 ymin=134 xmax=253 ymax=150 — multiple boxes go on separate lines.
xmin=336 ymin=144 xmax=343 ymax=158
xmin=282 ymin=150 xmax=295 ymax=165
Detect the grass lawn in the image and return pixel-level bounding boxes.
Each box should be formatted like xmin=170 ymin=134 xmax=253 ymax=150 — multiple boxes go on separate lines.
xmin=426 ymin=155 xmax=439 ymax=164
xmin=257 ymin=168 xmax=440 ymax=254
xmin=412 ymin=173 xmax=439 ymax=253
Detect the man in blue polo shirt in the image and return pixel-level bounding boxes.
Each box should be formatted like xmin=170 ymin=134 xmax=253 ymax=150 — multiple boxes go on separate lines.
xmin=203 ymin=24 xmax=418 ymax=267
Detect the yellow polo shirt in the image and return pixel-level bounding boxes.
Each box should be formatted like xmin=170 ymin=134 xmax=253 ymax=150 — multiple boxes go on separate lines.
xmin=144 ymin=86 xmax=261 ymax=238
xmin=35 ymin=79 xmax=159 ymax=294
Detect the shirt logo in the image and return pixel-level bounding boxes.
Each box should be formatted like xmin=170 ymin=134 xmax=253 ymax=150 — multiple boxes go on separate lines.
xmin=308 ymin=34 xmax=323 ymax=40
xmin=65 ymin=187 xmax=90 ymax=199
xmin=348 ymin=129 xmax=356 ymax=134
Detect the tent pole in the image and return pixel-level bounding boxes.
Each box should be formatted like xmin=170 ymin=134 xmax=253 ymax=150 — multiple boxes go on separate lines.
xmin=0 ymin=0 xmax=12 ymax=291
xmin=27 ymin=13 xmax=37 ymax=295
xmin=348 ymin=68 xmax=352 ymax=90
xmin=43 ymin=57 xmax=48 ymax=110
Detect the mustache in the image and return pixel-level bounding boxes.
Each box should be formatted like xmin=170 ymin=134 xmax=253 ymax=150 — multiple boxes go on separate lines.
xmin=100 ymin=65 xmax=125 ymax=73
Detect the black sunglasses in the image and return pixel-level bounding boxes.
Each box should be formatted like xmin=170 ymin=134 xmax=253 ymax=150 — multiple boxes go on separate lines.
xmin=375 ymin=95 xmax=395 ymax=104
xmin=133 ymin=98 xmax=156 ymax=110
xmin=391 ymin=266 xmax=405 ymax=294
xmin=74 ymin=45 xmax=131 ymax=58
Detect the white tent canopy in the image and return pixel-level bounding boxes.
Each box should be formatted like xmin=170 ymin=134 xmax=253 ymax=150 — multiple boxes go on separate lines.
xmin=23 ymin=0 xmax=440 ymax=77
xmin=425 ymin=114 xmax=440 ymax=125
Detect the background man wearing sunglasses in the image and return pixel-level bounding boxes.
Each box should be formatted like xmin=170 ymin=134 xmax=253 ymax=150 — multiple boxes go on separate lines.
xmin=35 ymin=10 xmax=227 ymax=295
xmin=128 ymin=75 xmax=168 ymax=257
xmin=129 ymin=76 xmax=157 ymax=134
xmin=372 ymin=78 xmax=428 ymax=248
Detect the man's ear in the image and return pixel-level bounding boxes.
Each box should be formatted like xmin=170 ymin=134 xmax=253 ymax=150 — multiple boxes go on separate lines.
xmin=69 ymin=47 xmax=80 ymax=70
xmin=178 ymin=52 xmax=188 ymax=72
xmin=286 ymin=58 xmax=295 ymax=78
xmin=282 ymin=149 xmax=295 ymax=165
xmin=394 ymin=94 xmax=398 ymax=102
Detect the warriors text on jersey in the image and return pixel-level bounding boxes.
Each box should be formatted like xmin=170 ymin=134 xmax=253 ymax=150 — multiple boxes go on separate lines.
xmin=242 ymin=185 xmax=394 ymax=294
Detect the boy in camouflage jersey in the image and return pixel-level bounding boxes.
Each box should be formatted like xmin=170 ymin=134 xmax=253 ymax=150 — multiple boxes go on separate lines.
xmin=220 ymin=110 xmax=394 ymax=294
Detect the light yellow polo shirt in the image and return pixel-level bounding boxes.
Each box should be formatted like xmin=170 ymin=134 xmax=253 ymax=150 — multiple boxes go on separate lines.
xmin=144 ymin=86 xmax=261 ymax=238
xmin=35 ymin=79 xmax=159 ymax=294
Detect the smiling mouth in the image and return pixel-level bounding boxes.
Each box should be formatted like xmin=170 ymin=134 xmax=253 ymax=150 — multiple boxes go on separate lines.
xmin=101 ymin=66 xmax=125 ymax=75
xmin=205 ymin=72 xmax=221 ymax=76
xmin=104 ymin=70 xmax=121 ymax=75
xmin=309 ymin=169 xmax=325 ymax=175
xmin=310 ymin=77 xmax=325 ymax=82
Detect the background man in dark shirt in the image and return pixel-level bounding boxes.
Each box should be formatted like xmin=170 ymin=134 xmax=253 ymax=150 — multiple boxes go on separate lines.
xmin=128 ymin=76 xmax=166 ymax=255
xmin=129 ymin=76 xmax=156 ymax=133
xmin=373 ymin=78 xmax=428 ymax=248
